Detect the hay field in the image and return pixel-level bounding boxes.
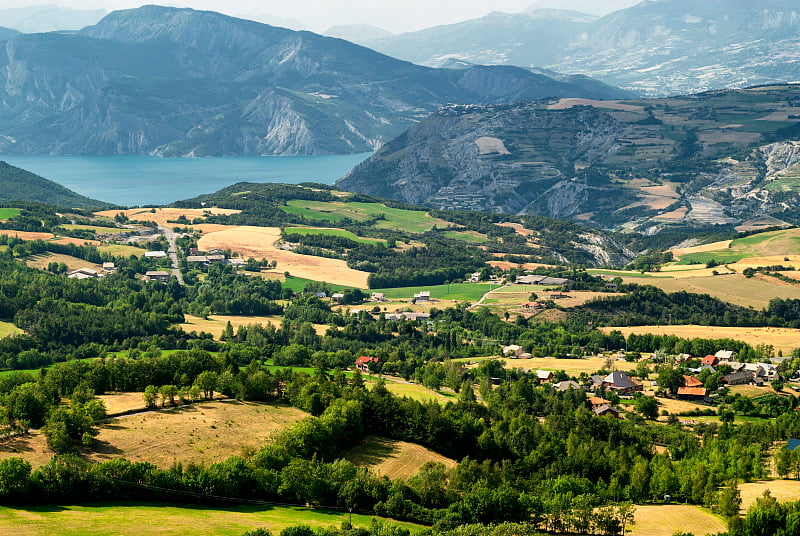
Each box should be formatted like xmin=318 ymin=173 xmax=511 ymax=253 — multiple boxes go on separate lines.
xmin=600 ymin=325 xmax=800 ymax=354
xmin=49 ymin=237 xmax=102 ymax=246
xmin=95 ymin=207 xmax=241 ymax=226
xmin=488 ymin=261 xmax=557 ymax=271
xmin=0 ymin=320 xmax=22 ymax=338
xmin=97 ymin=392 xmax=148 ymax=415
xmin=628 ymin=505 xmax=725 ymax=536
xmin=197 ymin=226 xmax=370 ymax=288
xmin=180 ymin=314 xmax=329 ymax=338
xmin=620 ymin=273 xmax=800 ymax=309
xmin=88 ymin=401 xmax=306 ymax=468
xmin=495 ymin=222 xmax=534 ymax=236
xmin=343 ymin=435 xmax=457 ymax=479
xmin=372 ymin=283 xmax=493 ymax=303
xmin=547 ymin=98 xmax=644 ymax=112
xmin=0 ymin=229 xmax=54 ymax=240
xmin=25 ymin=253 xmax=100 ymax=272
xmin=739 ymin=480 xmax=800 ymax=510
xmin=60 ymin=224 xmax=127 ymax=234
xmin=0 ymin=431 xmax=53 ymax=468
xmin=365 ymin=377 xmax=453 ymax=404
xmin=0 ymin=208 xmax=21 ymax=220
xmin=0 ymin=503 xmax=422 ymax=536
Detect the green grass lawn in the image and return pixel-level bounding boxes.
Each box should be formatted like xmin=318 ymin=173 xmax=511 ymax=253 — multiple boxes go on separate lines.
xmin=372 ymin=283 xmax=494 ymax=302
xmin=284 ymin=227 xmax=386 ymax=246
xmin=0 ymin=502 xmax=424 ymax=536
xmin=674 ymin=251 xmax=747 ymax=265
xmin=0 ymin=207 xmax=22 ymax=220
xmin=281 ymin=200 xmax=450 ymax=233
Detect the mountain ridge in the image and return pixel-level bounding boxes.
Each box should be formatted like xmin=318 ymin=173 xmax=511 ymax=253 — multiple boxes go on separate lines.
xmin=0 ymin=5 xmax=628 ymax=157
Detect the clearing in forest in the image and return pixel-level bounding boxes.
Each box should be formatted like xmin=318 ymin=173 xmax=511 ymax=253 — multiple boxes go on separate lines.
xmin=342 ymin=435 xmax=457 ymax=479
xmin=0 ymin=320 xmax=22 ymax=339
xmin=0 ymin=503 xmax=423 ymax=536
xmin=284 ymin=227 xmax=386 ymax=245
xmin=180 ymin=314 xmax=328 ymax=339
xmin=599 ymin=325 xmax=800 ymax=355
xmin=0 ymin=208 xmax=21 ymax=220
xmin=197 ymin=226 xmax=370 ymax=288
xmin=87 ymin=400 xmax=306 ymax=468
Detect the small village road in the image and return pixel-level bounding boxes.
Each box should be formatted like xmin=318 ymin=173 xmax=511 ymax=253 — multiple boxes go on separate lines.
xmin=469 ymin=282 xmax=510 ymax=309
xmin=158 ymin=225 xmax=185 ymax=285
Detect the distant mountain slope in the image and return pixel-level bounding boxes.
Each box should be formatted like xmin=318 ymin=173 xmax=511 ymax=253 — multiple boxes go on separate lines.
xmin=366 ymin=0 xmax=800 ymax=96
xmin=0 ymin=161 xmax=110 ymax=209
xmin=0 ymin=5 xmax=628 ymax=157
xmin=324 ymin=24 xmax=392 ymax=43
xmin=0 ymin=26 xmax=20 ymax=41
xmin=0 ymin=5 xmax=106 ymax=33
xmin=337 ymin=84 xmax=800 ymax=231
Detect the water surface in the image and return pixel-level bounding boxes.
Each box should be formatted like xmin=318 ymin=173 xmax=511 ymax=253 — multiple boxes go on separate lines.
xmin=3 ymin=154 xmax=370 ymax=206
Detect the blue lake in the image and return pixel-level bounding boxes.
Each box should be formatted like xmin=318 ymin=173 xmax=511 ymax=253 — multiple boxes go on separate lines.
xmin=2 ymin=154 xmax=371 ymax=207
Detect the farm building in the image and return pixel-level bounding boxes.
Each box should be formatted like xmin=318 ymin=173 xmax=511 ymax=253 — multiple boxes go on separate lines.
xmin=413 ymin=291 xmax=431 ymax=302
xmin=67 ymin=267 xmax=100 ymax=280
xmin=535 ymin=370 xmax=554 ymax=384
xmin=602 ymin=371 xmax=642 ymax=394
xmin=102 ymin=262 xmax=116 ymax=273
xmin=144 ymin=251 xmax=168 ymax=259
xmin=683 ymin=375 xmax=704 ymax=388
xmin=677 ymin=387 xmax=708 ymax=402
xmin=144 ymin=270 xmax=171 ymax=282
xmin=593 ymin=405 xmax=621 ymax=418
xmin=370 ymin=292 xmax=387 ymax=302
xmin=715 ymin=350 xmax=736 ymax=362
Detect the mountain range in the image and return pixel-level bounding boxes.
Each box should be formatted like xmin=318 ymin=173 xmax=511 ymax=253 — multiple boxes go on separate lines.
xmin=0 ymin=5 xmax=106 ymax=33
xmin=338 ymin=84 xmax=800 ymax=231
xmin=0 ymin=5 xmax=626 ymax=157
xmin=361 ymin=0 xmax=800 ymax=97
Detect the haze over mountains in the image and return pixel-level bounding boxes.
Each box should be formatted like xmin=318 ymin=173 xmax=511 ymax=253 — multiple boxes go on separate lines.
xmin=0 ymin=5 xmax=106 ymax=33
xmin=0 ymin=5 xmax=626 ymax=157
xmin=361 ymin=0 xmax=800 ymax=96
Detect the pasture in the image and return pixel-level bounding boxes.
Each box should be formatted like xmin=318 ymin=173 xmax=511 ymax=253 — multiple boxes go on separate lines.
xmin=627 ymin=505 xmax=725 ymax=536
xmin=88 ymin=400 xmax=306 ymax=468
xmin=671 ymin=227 xmax=800 ymax=265
xmin=443 ymin=230 xmax=488 ymax=243
xmin=284 ymin=227 xmax=386 ymax=245
xmin=96 ymin=244 xmax=147 ymax=257
xmin=0 ymin=503 xmax=423 ymax=536
xmin=197 ymin=225 xmax=370 ymax=288
xmin=600 ymin=325 xmax=800 ymax=355
xmin=342 ymin=435 xmax=457 ymax=479
xmin=280 ymin=200 xmax=452 ymax=233
xmin=0 ymin=208 xmax=21 ymax=220
xmin=180 ymin=314 xmax=329 ymax=339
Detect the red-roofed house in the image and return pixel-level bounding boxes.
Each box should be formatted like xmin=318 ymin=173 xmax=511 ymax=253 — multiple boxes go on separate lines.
xmin=683 ymin=375 xmax=704 ymax=388
xmin=701 ymin=355 xmax=718 ymax=366
xmin=677 ymin=386 xmax=708 ymax=402
xmin=355 ymin=356 xmax=379 ymax=373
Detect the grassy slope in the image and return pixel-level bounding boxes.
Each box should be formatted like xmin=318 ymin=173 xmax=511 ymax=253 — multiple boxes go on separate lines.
xmin=281 ymin=200 xmax=451 ymax=233
xmin=0 ymin=321 xmax=22 ymax=339
xmin=0 ymin=208 xmax=21 ymax=220
xmin=342 ymin=435 xmax=457 ymax=479
xmin=372 ymin=283 xmax=494 ymax=302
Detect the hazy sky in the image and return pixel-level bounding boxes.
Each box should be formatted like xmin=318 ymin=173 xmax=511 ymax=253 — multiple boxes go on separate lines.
xmin=1 ymin=1 xmax=643 ymax=33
